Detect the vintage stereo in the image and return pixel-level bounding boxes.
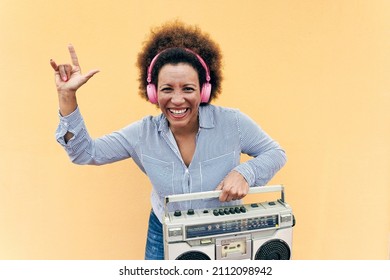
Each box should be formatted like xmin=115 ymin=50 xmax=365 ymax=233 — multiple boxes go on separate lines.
xmin=163 ymin=185 xmax=295 ymax=260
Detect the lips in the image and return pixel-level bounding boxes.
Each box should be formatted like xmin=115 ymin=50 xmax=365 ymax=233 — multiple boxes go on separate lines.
xmin=168 ymin=108 xmax=189 ymax=118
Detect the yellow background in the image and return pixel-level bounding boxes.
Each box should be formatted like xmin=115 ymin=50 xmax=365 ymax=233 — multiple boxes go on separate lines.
xmin=1 ymin=0 xmax=389 ymax=260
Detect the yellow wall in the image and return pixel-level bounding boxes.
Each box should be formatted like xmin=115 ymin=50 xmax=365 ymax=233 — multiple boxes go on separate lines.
xmin=1 ymin=0 xmax=389 ymax=260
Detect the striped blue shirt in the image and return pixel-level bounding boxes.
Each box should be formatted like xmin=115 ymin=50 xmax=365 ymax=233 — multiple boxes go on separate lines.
xmin=56 ymin=104 xmax=286 ymax=222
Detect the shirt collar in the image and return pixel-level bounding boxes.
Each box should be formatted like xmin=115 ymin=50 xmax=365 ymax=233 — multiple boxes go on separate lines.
xmin=198 ymin=104 xmax=215 ymax=129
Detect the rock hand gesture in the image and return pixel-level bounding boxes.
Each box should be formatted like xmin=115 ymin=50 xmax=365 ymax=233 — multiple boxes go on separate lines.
xmin=50 ymin=44 xmax=99 ymax=116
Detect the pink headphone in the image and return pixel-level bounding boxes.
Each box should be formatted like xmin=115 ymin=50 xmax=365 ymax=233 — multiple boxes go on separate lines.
xmin=146 ymin=48 xmax=212 ymax=104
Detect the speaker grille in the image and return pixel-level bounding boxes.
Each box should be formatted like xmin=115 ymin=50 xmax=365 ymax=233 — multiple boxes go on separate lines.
xmin=254 ymin=239 xmax=291 ymax=260
xmin=176 ymin=251 xmax=211 ymax=260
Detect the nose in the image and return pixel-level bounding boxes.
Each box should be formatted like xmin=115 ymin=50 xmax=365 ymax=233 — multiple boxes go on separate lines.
xmin=170 ymin=91 xmax=185 ymax=104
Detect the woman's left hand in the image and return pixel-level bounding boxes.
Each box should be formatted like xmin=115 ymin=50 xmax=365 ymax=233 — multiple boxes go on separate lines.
xmin=216 ymin=170 xmax=249 ymax=202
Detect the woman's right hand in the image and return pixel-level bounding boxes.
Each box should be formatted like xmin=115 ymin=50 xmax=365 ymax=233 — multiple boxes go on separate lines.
xmin=50 ymin=44 xmax=99 ymax=115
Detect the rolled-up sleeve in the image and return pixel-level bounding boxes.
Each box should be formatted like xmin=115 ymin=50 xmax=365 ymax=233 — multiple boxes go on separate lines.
xmin=56 ymin=107 xmax=84 ymax=146
xmin=55 ymin=107 xmax=137 ymax=165
xmin=233 ymin=112 xmax=287 ymax=187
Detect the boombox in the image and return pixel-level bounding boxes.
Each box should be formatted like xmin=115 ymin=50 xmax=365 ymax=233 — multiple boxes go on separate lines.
xmin=163 ymin=185 xmax=295 ymax=260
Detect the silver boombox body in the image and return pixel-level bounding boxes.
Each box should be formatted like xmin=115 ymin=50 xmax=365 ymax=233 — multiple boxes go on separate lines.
xmin=163 ymin=185 xmax=294 ymax=260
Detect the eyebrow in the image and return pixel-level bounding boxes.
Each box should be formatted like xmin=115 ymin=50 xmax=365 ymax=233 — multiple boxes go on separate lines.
xmin=158 ymin=83 xmax=197 ymax=88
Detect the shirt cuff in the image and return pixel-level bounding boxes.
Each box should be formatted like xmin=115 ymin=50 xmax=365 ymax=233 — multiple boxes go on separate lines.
xmin=55 ymin=107 xmax=82 ymax=145
xmin=233 ymin=163 xmax=256 ymax=187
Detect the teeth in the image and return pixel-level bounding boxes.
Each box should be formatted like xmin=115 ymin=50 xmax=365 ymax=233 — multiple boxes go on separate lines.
xmin=170 ymin=109 xmax=187 ymax=114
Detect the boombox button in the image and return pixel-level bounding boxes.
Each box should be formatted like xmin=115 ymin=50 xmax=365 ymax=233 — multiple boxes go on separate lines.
xmin=187 ymin=209 xmax=195 ymax=215
xmin=281 ymin=213 xmax=292 ymax=223
xmin=168 ymin=227 xmax=183 ymax=237
xmin=240 ymin=206 xmax=246 ymax=213
xmin=174 ymin=210 xmax=182 ymax=217
xmin=200 ymin=238 xmax=212 ymax=245
xmin=213 ymin=209 xmax=219 ymax=216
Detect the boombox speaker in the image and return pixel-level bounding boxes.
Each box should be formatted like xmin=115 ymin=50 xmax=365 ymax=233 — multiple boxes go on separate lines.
xmin=163 ymin=185 xmax=295 ymax=260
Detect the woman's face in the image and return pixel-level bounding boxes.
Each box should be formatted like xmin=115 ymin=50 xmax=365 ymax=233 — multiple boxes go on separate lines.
xmin=157 ymin=63 xmax=201 ymax=134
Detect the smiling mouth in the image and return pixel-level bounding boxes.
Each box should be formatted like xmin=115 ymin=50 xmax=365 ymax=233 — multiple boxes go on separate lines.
xmin=169 ymin=108 xmax=188 ymax=116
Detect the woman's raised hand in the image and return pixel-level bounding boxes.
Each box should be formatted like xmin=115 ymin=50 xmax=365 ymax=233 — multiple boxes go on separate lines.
xmin=50 ymin=44 xmax=99 ymax=116
xmin=50 ymin=44 xmax=99 ymax=95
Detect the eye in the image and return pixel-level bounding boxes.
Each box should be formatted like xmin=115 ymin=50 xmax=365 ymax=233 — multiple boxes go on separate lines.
xmin=183 ymin=86 xmax=195 ymax=93
xmin=160 ymin=87 xmax=173 ymax=93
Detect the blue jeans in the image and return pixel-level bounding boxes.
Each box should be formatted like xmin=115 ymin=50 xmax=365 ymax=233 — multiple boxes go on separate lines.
xmin=144 ymin=210 xmax=164 ymax=260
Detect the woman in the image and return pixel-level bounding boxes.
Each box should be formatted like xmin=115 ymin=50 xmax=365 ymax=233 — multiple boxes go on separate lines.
xmin=50 ymin=21 xmax=287 ymax=260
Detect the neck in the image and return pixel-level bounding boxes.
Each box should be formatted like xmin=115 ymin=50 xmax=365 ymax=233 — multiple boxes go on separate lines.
xmin=170 ymin=118 xmax=199 ymax=138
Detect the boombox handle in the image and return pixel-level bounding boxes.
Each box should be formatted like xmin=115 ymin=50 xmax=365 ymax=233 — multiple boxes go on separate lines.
xmin=164 ymin=185 xmax=285 ymax=217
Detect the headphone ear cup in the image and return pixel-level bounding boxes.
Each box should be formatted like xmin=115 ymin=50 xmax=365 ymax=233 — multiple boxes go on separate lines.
xmin=200 ymin=82 xmax=212 ymax=103
xmin=147 ymin=84 xmax=158 ymax=104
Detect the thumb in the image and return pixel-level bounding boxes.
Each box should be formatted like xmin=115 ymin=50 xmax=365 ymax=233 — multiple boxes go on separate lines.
xmin=215 ymin=181 xmax=224 ymax=191
xmin=84 ymin=69 xmax=100 ymax=81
